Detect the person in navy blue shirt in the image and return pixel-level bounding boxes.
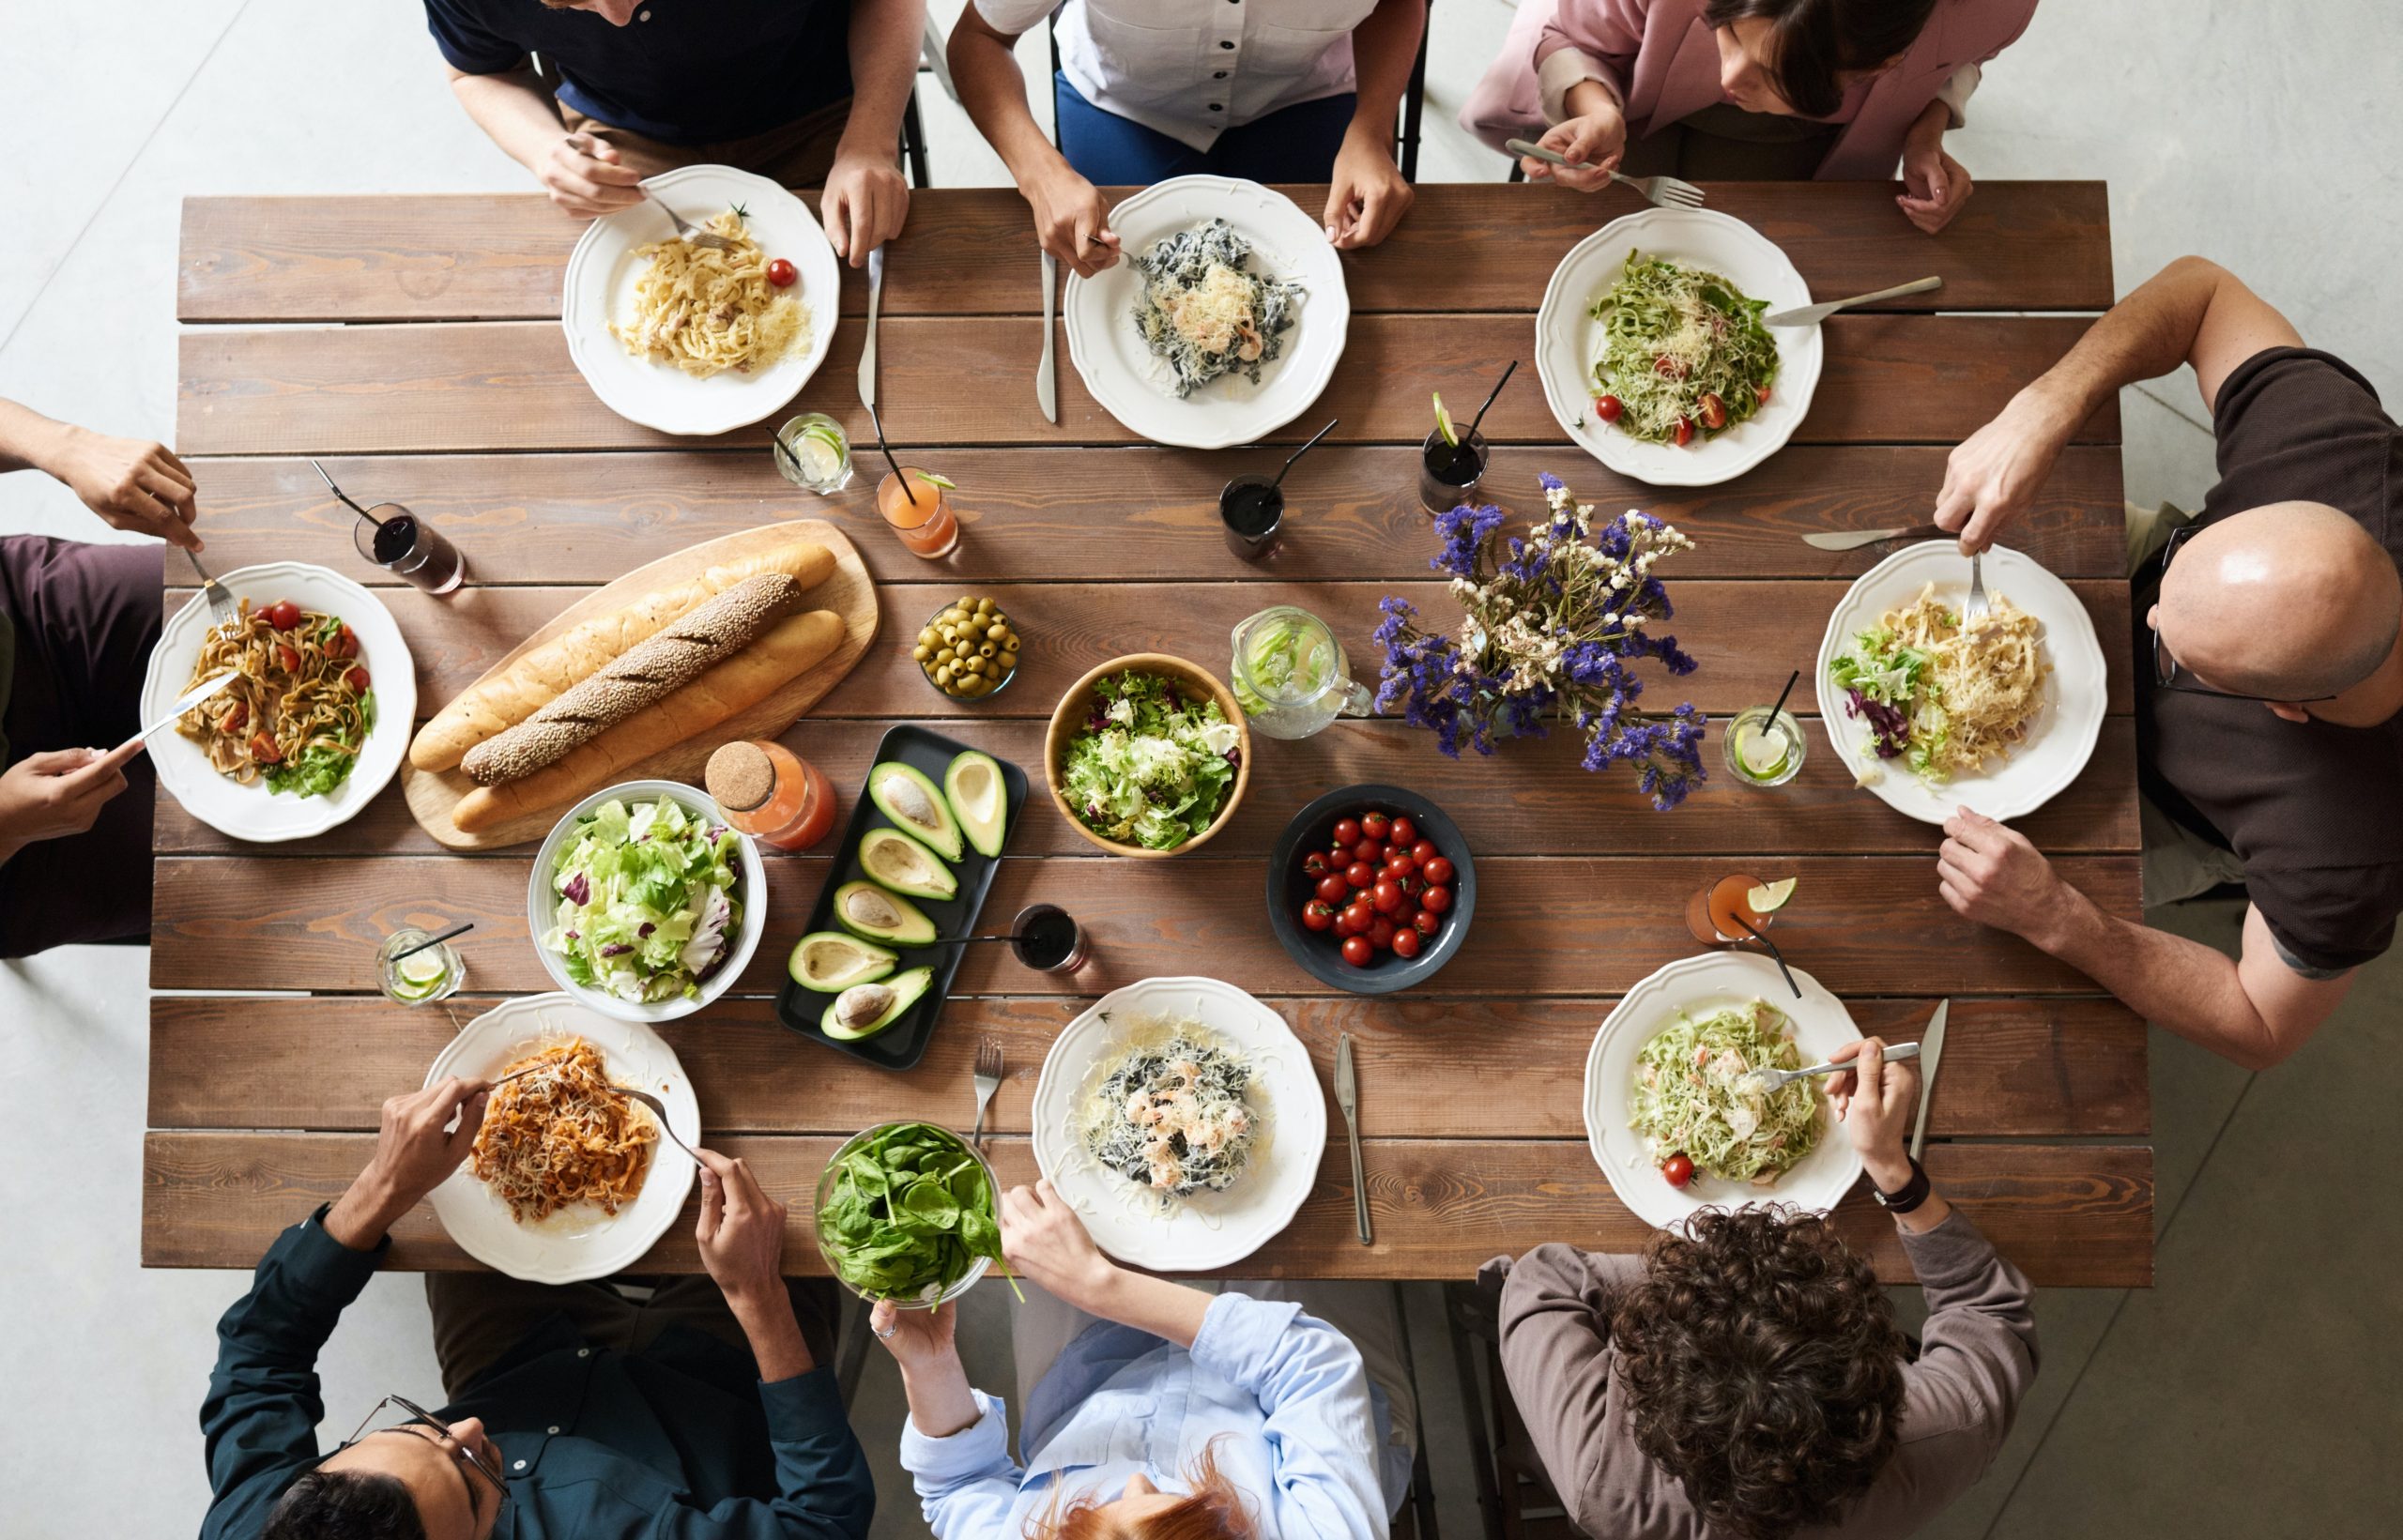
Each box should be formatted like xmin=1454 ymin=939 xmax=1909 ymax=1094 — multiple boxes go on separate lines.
xmin=422 ymin=0 xmax=926 ymax=265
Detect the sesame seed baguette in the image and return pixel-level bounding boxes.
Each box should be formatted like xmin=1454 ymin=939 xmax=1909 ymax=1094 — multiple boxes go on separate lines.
xmin=461 ymin=573 xmax=801 ymax=786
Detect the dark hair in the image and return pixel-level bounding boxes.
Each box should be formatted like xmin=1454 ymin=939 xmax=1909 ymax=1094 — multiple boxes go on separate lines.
xmin=1613 ymin=1206 xmax=1907 ymax=1540
xmin=1701 ymin=0 xmax=1940 ymax=117
xmin=264 ymin=1470 xmax=429 ymax=1540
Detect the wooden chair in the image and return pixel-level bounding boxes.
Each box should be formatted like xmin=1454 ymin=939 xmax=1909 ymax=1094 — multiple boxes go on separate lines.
xmin=1444 ymin=1280 xmax=1586 ymax=1540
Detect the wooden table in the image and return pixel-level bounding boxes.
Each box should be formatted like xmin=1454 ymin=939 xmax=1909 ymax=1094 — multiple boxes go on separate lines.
xmin=149 ymin=183 xmax=2151 ymax=1286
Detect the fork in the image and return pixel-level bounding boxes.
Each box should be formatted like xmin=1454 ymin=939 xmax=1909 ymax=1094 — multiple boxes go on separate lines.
xmin=970 ymin=1038 xmax=1004 ymax=1147
xmin=1963 ymin=550 xmax=1992 ymax=624
xmin=1742 ymin=1040 xmax=1921 ymax=1094
xmin=614 ymin=1085 xmax=703 ymax=1161
xmin=183 ymin=547 xmax=238 ymax=625
xmin=636 ymin=185 xmax=735 ymax=251
xmin=1505 ymin=139 xmax=1705 ymax=208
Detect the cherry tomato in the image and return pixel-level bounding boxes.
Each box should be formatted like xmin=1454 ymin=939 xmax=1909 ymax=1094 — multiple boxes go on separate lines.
xmin=274 ymin=644 xmax=300 ymax=673
xmin=1391 ymin=928 xmax=1421 ymax=959
xmin=1316 ymin=874 xmax=1350 ymax=906
xmin=331 ymin=623 xmax=360 ymax=660
xmin=766 ymin=257 xmax=798 ymax=288
xmin=1698 ymin=391 xmax=1728 ymax=430
xmin=1355 ymin=837 xmax=1384 ymax=864
xmin=1341 ymin=935 xmax=1374 ymax=968
xmin=1423 ymin=855 xmax=1455 ymax=886
xmin=1343 ymin=861 xmax=1374 ymax=890
xmin=1422 ymin=884 xmax=1453 ymax=915
xmin=1661 ymin=1153 xmax=1695 ymax=1189
xmin=1333 ymin=817 xmax=1362 ymax=846
xmin=345 ymin=665 xmax=372 ymax=692
xmin=1414 ymin=909 xmax=1442 ymax=937
xmin=248 ymin=731 xmax=283 ymax=764
xmin=1755 ymin=385 xmax=1773 ymax=405
xmin=1388 ymin=816 xmax=1416 ymax=847
xmin=1399 ymin=873 xmax=1424 ymax=898
xmin=1362 ymin=811 xmax=1392 ymax=840
xmin=260 ymin=600 xmax=302 ymax=631
xmin=1385 ymin=852 xmax=1416 ymax=880
xmin=1303 ymin=851 xmax=1330 ymax=878
xmin=1368 ymin=916 xmax=1398 ymax=950
xmin=1340 ymin=901 xmax=1375 ymax=934
xmin=1673 ymin=417 xmax=1695 ymax=448
xmin=1411 ymin=839 xmax=1437 ymax=864
xmin=1594 ymin=393 xmax=1626 ymax=423
xmin=223 ymin=702 xmax=248 ymax=732
xmin=1331 ymin=843 xmax=1354 ymax=867
xmin=1372 ymin=879 xmax=1405 ymax=915
xmin=1302 ymin=900 xmax=1336 ymax=933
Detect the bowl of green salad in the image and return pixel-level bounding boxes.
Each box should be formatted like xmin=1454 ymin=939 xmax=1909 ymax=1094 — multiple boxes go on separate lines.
xmin=528 ymin=780 xmax=766 ymax=1022
xmin=813 ymin=1121 xmax=1012 ymax=1307
xmin=1044 ymin=655 xmax=1251 ymax=858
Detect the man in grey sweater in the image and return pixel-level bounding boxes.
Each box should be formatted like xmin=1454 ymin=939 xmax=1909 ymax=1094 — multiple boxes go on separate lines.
xmin=1489 ymin=1039 xmax=2039 ymax=1539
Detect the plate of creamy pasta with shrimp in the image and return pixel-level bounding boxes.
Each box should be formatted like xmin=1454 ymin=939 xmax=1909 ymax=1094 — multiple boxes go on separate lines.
xmin=562 ymin=163 xmax=839 ymax=435
xmin=139 ymin=562 xmax=413 ymax=843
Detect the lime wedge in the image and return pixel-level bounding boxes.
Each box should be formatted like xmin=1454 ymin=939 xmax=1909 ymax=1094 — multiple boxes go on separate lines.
xmin=1746 ymin=877 xmax=1798 ymax=914
xmin=1734 ymin=723 xmax=1788 ymax=779
xmin=1432 ymin=391 xmax=1460 ymax=449
xmin=793 ymin=429 xmax=843 ymax=481
xmin=390 ymin=947 xmax=449 ymax=1000
xmin=917 ymin=472 xmax=958 ymax=491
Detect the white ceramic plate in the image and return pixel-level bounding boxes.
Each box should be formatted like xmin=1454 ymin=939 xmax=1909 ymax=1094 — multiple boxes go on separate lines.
xmin=561 ymin=164 xmax=839 ymax=436
xmin=139 ymin=562 xmax=414 ymax=844
xmin=1536 ymin=206 xmax=1821 ymax=487
xmin=1064 ymin=176 xmax=1349 ymax=450
xmin=1584 ymin=951 xmax=1865 ymax=1232
xmin=1814 ymin=541 xmax=2107 ymax=825
xmin=527 ymin=779 xmax=768 ymax=1023
xmin=425 ymin=995 xmax=699 ymax=1284
xmin=1032 ymin=975 xmax=1327 ymax=1273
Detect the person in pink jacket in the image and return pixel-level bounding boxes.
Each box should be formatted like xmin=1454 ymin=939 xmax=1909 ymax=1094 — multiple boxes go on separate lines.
xmin=1462 ymin=0 xmax=2038 ymax=232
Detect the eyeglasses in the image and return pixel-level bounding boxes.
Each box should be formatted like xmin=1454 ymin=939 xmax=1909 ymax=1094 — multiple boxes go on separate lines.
xmin=322 ymin=1394 xmax=509 ymax=1519
xmin=2149 ymin=523 xmax=2337 ymax=703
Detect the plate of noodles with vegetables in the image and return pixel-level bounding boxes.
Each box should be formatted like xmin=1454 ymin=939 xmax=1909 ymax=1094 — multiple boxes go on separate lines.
xmin=1815 ymin=541 xmax=2107 ymax=825
xmin=1031 ymin=976 xmax=1325 ymax=1272
xmin=1536 ymin=206 xmax=1821 ymax=487
xmin=562 ymin=162 xmax=839 ymax=435
xmin=1584 ymin=950 xmax=1864 ymax=1231
xmin=425 ymin=994 xmax=698 ymax=1284
xmin=139 ymin=561 xmax=413 ymax=843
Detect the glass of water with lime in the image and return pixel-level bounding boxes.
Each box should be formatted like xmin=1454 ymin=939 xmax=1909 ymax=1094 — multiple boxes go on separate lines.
xmin=773 ymin=412 xmax=852 ymax=495
xmin=1723 ymin=705 xmax=1806 ymax=787
xmin=377 ymin=928 xmax=465 ymax=1006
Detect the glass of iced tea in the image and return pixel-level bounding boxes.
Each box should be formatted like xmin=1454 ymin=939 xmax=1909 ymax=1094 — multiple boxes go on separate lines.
xmin=877 ymin=467 xmax=960 ymax=558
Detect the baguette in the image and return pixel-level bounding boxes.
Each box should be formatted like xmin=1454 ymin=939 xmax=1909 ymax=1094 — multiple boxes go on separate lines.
xmin=461 ymin=573 xmax=800 ymax=785
xmin=452 ymin=609 xmax=846 ymax=835
xmin=409 ymin=538 xmax=834 ymax=772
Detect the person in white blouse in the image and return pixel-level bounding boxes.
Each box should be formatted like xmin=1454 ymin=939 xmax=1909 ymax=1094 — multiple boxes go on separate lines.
xmin=948 ymin=0 xmax=1428 ymax=276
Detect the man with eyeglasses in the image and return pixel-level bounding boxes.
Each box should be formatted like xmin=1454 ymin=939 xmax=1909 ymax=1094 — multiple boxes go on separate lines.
xmin=200 ymin=1076 xmax=876 ymax=1539
xmin=1917 ymin=255 xmax=2402 ymax=1072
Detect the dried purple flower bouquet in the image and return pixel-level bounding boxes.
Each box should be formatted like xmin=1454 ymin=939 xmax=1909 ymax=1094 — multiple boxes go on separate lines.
xmin=1373 ymin=474 xmax=1708 ymax=809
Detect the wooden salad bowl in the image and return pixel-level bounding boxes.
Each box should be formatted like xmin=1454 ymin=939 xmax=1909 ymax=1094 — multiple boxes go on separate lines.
xmin=1043 ymin=652 xmax=1252 ymax=859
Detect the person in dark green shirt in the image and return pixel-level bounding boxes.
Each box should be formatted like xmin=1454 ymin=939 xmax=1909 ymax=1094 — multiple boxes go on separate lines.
xmin=201 ymin=1075 xmax=877 ymax=1540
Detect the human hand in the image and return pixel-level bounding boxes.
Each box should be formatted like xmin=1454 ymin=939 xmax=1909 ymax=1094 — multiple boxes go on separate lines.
xmin=1938 ymin=807 xmax=2071 ymax=947
xmin=1024 ymin=161 xmax=1120 ymax=278
xmin=822 ymin=145 xmax=910 ymax=267
xmin=1824 ymin=1036 xmax=1920 ymax=1189
xmin=696 ymin=1147 xmax=790 ymax=1311
xmin=1898 ymin=127 xmax=1972 ymax=234
xmin=0 ymin=749 xmax=130 ymax=861
xmin=1000 ymin=1179 xmax=1115 ymax=1310
xmin=360 ymin=1076 xmax=491 ymax=1212
xmin=538 ymin=132 xmax=646 ymax=219
xmin=1324 ymin=125 xmax=1414 ymax=250
xmin=1934 ymin=389 xmax=2073 ymax=553
xmin=868 ymin=1297 xmax=959 ymax=1369
xmin=1522 ymin=104 xmax=1627 ymax=191
xmin=52 ymin=429 xmax=201 ymax=549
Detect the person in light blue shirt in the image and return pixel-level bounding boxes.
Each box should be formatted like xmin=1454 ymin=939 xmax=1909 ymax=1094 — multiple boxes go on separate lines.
xmin=871 ymin=1178 xmax=1414 ymax=1538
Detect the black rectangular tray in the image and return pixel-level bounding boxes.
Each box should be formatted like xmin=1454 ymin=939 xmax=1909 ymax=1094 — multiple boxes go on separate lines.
xmin=774 ymin=724 xmax=1030 ymax=1071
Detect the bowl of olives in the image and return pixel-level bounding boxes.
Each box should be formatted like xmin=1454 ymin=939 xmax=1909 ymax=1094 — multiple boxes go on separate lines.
xmin=915 ymin=596 xmax=1022 ymax=701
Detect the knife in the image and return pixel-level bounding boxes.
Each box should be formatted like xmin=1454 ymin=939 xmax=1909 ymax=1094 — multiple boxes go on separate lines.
xmin=1766 ymin=276 xmax=1943 ymax=328
xmin=1334 ymin=1032 xmax=1372 ymax=1245
xmin=1908 ymin=999 xmax=1948 ymax=1162
xmin=1037 ymin=252 xmax=1059 ymax=424
xmin=1802 ymin=524 xmax=1942 ymax=552
xmin=857 ymin=246 xmax=884 ymax=414
xmin=98 ymin=671 xmax=240 ymax=775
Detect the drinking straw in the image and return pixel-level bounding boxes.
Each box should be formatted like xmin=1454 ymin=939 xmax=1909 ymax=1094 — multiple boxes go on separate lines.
xmin=1462 ymin=359 xmax=1518 ymax=444
xmin=1767 ymin=667 xmax=1800 ymax=724
xmin=1272 ymin=418 xmax=1339 ymax=489
xmin=312 ymin=460 xmax=388 ymax=529
xmin=771 ymin=430 xmax=810 ymax=482
xmin=1727 ymin=910 xmax=1802 ymax=1000
xmin=388 ymin=921 xmax=472 ymax=964
xmin=863 ymin=402 xmax=915 ymax=503
xmin=930 ymin=932 xmax=1027 ymax=945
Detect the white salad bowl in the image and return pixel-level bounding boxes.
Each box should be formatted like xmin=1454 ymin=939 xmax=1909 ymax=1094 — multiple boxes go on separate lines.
xmin=526 ymin=778 xmax=767 ymax=1023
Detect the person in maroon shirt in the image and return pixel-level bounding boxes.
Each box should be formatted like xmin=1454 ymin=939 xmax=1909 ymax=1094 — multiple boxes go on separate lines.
xmin=1923 ymin=257 xmax=2403 ymax=1071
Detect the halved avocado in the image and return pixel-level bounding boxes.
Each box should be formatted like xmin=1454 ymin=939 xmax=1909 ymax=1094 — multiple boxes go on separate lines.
xmin=944 ymin=750 xmax=1009 ymax=859
xmin=831 ymin=880 xmax=937 ymax=947
xmin=788 ymin=931 xmax=899 ymax=994
xmin=868 ymin=761 xmax=964 ymax=862
xmin=822 ymin=968 xmax=934 ymax=1041
xmin=860 ymin=826 xmax=959 ymax=901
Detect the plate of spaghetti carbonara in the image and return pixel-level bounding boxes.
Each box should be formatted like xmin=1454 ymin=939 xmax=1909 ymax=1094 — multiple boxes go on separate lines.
xmin=1814 ymin=541 xmax=2106 ymax=824
xmin=563 ymin=163 xmax=838 ymax=435
xmin=140 ymin=561 xmax=413 ymax=843
xmin=1032 ymin=976 xmax=1324 ymax=1272
xmin=427 ymin=996 xmax=698 ymax=1284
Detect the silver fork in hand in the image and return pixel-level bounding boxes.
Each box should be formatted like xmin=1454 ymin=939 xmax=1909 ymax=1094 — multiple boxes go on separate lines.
xmin=1963 ymin=549 xmax=1992 ymax=624
xmin=615 ymin=1085 xmax=702 ymax=1161
xmin=970 ymin=1037 xmax=1004 ymax=1147
xmin=1505 ymin=139 xmax=1706 ymax=208
xmin=183 ymin=547 xmax=238 ymax=625
xmin=636 ymin=185 xmax=735 ymax=251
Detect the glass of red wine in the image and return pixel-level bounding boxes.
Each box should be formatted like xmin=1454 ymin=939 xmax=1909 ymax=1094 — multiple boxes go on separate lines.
xmin=353 ymin=503 xmax=467 ymax=595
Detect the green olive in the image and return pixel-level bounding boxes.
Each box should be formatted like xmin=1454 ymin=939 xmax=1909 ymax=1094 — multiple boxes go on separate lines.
xmin=980 ymin=622 xmax=1003 ymax=643
xmin=957 ymin=675 xmax=989 ymax=697
xmin=997 ymin=650 xmax=1018 ymax=672
xmin=911 ymin=644 xmax=931 ymax=663
xmin=1003 ymin=629 xmax=1021 ymax=649
xmin=974 ymin=597 xmax=995 ymax=614
xmin=978 ymin=641 xmax=998 ymax=659
xmin=933 ymin=664 xmax=954 ymax=686
xmin=915 ymin=627 xmax=936 ymax=646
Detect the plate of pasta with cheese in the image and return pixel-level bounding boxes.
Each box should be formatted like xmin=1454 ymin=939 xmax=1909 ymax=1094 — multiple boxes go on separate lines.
xmin=1814 ymin=541 xmax=2107 ymax=824
xmin=1064 ymin=176 xmax=1349 ymax=450
xmin=562 ymin=163 xmax=839 ymax=435
xmin=425 ymin=995 xmax=699 ymax=1284
xmin=139 ymin=561 xmax=414 ymax=843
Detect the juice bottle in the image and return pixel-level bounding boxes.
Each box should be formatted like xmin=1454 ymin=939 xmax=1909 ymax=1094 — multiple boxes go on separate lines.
xmin=877 ymin=467 xmax=960 ymax=558
xmin=706 ymin=740 xmax=836 ymax=851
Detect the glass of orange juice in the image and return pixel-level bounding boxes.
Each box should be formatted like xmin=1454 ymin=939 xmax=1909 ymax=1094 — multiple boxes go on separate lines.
xmin=877 ymin=467 xmax=960 ymax=558
xmin=1685 ymin=874 xmax=1796 ymax=949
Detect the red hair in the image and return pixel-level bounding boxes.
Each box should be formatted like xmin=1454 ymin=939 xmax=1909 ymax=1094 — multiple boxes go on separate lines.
xmin=1026 ymin=1441 xmax=1255 ymax=1540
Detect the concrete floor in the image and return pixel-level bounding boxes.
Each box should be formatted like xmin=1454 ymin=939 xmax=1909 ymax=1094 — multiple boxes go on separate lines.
xmin=4 ymin=3 xmax=2401 ymax=1536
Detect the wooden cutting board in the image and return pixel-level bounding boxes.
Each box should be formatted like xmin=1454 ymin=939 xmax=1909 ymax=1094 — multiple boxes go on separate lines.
xmin=401 ymin=519 xmax=878 ymax=849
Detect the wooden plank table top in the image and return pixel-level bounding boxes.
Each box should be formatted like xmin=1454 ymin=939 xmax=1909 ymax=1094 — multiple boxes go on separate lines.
xmin=154 ymin=181 xmax=2150 ymax=1287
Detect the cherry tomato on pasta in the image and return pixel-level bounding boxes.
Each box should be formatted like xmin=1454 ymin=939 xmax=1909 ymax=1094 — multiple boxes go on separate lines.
xmin=766 ymin=258 xmax=798 ymax=287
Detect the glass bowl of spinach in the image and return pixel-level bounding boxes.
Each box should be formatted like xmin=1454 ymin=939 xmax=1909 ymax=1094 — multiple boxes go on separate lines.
xmin=813 ymin=1121 xmax=1013 ymax=1307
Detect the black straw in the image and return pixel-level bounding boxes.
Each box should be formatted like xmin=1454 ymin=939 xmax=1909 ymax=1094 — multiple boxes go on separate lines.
xmin=1766 ymin=667 xmax=1801 ymax=726
xmin=771 ymin=431 xmax=809 ymax=482
xmin=389 ymin=921 xmax=472 ymax=965
xmin=1272 ymin=418 xmax=1339 ymax=490
xmin=312 ymin=460 xmax=387 ymax=529
xmin=1728 ymin=911 xmax=1802 ymax=1001
xmin=863 ymin=403 xmax=914 ymax=504
xmin=1462 ymin=359 xmax=1518 ymax=443
xmin=931 ymin=932 xmax=1027 ymax=945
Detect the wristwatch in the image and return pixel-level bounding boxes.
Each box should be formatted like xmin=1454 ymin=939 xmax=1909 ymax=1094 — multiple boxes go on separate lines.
xmin=1870 ymin=1156 xmax=1932 ymax=1215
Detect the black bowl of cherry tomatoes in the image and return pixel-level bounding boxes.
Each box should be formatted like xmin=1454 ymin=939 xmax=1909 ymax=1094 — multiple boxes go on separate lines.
xmin=1266 ymin=785 xmax=1474 ymax=995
